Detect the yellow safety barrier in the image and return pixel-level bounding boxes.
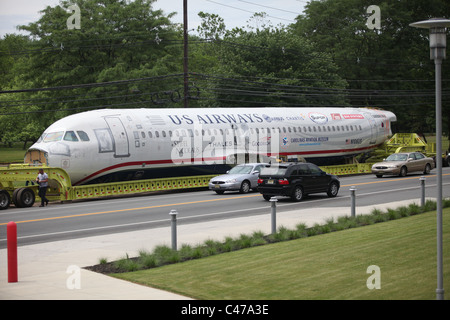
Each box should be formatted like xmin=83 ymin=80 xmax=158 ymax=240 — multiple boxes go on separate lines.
xmin=319 ymin=163 xmax=374 ymax=176
xmin=70 ymin=175 xmax=216 ymax=201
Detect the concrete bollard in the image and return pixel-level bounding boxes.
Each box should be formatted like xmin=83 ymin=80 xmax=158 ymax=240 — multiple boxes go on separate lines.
xmin=169 ymin=209 xmax=178 ymax=251
xmin=420 ymin=176 xmax=426 ymax=207
xmin=350 ymin=186 xmax=357 ymax=218
xmin=270 ymin=197 xmax=278 ymax=234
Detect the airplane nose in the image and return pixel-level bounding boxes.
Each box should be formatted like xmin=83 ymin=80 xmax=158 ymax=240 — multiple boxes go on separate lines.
xmin=24 ymin=147 xmax=48 ymax=165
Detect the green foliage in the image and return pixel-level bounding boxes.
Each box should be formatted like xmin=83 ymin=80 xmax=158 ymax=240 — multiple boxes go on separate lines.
xmin=1 ymin=0 xmax=450 ymax=146
xmin=292 ymin=0 xmax=450 ymax=135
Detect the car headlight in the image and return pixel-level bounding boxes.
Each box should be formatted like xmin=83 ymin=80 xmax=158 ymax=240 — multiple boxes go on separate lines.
xmin=226 ymin=179 xmax=237 ymax=183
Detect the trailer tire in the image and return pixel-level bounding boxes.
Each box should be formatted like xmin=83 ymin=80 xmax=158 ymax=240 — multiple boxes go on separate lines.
xmin=14 ymin=187 xmax=35 ymax=208
xmin=0 ymin=190 xmax=11 ymax=210
xmin=12 ymin=188 xmax=22 ymax=207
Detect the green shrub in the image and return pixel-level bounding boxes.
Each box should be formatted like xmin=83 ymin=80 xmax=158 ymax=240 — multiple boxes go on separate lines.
xmin=114 ymin=256 xmax=140 ymax=272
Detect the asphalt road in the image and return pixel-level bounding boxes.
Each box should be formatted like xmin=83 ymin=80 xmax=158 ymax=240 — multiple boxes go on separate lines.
xmin=1 ymin=168 xmax=450 ymax=248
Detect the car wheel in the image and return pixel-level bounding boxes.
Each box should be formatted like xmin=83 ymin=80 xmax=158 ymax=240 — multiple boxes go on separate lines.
xmin=327 ymin=181 xmax=339 ymax=197
xmin=291 ymin=186 xmax=304 ymax=202
xmin=399 ymin=166 xmax=407 ymax=177
xmin=239 ymin=180 xmax=251 ymax=193
xmin=423 ymin=163 xmax=431 ymax=174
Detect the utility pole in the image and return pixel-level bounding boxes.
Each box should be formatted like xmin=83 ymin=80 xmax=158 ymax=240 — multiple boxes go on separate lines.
xmin=183 ymin=0 xmax=189 ymax=108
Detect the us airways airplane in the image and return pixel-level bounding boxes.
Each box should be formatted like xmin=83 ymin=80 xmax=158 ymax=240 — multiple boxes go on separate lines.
xmin=25 ymin=107 xmax=396 ymax=185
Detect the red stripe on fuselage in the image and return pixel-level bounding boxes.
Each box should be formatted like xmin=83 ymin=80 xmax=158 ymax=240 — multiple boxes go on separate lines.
xmin=73 ymin=143 xmax=380 ymax=185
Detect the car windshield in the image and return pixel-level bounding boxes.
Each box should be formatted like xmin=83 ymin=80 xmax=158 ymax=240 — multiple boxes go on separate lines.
xmin=385 ymin=154 xmax=408 ymax=161
xmin=228 ymin=165 xmax=253 ymax=174
xmin=260 ymin=166 xmax=288 ymax=177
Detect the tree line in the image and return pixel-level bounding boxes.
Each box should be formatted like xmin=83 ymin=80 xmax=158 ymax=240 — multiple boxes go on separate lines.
xmin=1 ymin=0 xmax=449 ymax=148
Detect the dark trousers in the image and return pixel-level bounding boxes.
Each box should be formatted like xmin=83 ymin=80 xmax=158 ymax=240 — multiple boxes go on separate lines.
xmin=38 ymin=186 xmax=48 ymax=205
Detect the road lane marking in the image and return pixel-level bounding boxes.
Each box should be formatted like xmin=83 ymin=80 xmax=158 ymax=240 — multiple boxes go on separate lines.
xmin=0 ymin=194 xmax=260 ymax=226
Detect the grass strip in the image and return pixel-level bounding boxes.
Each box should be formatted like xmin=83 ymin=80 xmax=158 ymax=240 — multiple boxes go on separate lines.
xmin=111 ymin=205 xmax=449 ymax=299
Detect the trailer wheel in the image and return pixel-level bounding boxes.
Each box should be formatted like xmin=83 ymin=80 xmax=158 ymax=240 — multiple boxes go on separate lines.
xmin=14 ymin=187 xmax=35 ymax=208
xmin=0 ymin=190 xmax=11 ymax=210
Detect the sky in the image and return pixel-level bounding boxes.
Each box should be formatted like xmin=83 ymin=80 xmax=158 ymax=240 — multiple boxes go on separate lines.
xmin=0 ymin=0 xmax=307 ymax=38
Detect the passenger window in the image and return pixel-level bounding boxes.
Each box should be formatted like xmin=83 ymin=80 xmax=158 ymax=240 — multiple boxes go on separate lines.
xmin=307 ymin=164 xmax=322 ymax=175
xmin=64 ymin=131 xmax=79 ymax=141
xmin=298 ymin=164 xmax=309 ymax=174
xmin=77 ymin=131 xmax=90 ymax=141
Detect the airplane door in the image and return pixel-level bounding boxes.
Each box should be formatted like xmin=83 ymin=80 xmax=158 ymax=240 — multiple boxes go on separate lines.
xmin=365 ymin=113 xmax=377 ymax=144
xmin=104 ymin=117 xmax=130 ymax=157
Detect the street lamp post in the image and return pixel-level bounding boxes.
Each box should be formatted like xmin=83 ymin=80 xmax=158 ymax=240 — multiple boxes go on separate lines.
xmin=410 ymin=17 xmax=450 ymax=301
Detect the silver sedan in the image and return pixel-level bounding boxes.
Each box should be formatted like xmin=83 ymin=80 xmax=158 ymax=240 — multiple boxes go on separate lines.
xmin=209 ymin=163 xmax=268 ymax=194
xmin=371 ymin=152 xmax=434 ymax=178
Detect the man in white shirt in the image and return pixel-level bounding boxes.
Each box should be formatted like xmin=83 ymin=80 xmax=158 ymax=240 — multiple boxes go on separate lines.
xmin=36 ymin=168 xmax=49 ymax=207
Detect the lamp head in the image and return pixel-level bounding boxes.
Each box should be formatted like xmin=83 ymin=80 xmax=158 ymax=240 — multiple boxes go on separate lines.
xmin=410 ymin=18 xmax=450 ymax=60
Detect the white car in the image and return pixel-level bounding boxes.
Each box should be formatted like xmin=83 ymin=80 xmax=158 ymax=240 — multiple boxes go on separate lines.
xmin=209 ymin=163 xmax=268 ymax=194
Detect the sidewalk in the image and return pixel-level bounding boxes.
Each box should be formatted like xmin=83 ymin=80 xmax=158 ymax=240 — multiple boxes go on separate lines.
xmin=0 ymin=199 xmax=419 ymax=300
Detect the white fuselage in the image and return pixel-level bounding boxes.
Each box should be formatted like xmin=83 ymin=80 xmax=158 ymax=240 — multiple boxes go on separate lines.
xmin=26 ymin=107 xmax=396 ymax=185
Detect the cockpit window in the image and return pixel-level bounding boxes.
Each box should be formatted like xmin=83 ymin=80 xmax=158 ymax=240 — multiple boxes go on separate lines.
xmin=36 ymin=132 xmax=46 ymax=143
xmin=77 ymin=131 xmax=90 ymax=141
xmin=43 ymin=131 xmax=64 ymax=142
xmin=64 ymin=131 xmax=79 ymax=141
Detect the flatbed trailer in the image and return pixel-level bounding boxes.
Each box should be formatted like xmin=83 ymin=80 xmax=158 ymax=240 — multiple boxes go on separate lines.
xmin=0 ymin=164 xmax=217 ymax=210
xmin=0 ymin=162 xmax=375 ymax=210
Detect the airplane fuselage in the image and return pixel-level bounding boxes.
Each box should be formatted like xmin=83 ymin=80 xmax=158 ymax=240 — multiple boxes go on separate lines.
xmin=26 ymin=107 xmax=396 ymax=185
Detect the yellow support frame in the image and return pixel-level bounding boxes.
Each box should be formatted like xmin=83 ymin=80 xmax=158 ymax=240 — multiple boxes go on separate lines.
xmin=0 ymin=160 xmax=384 ymax=209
